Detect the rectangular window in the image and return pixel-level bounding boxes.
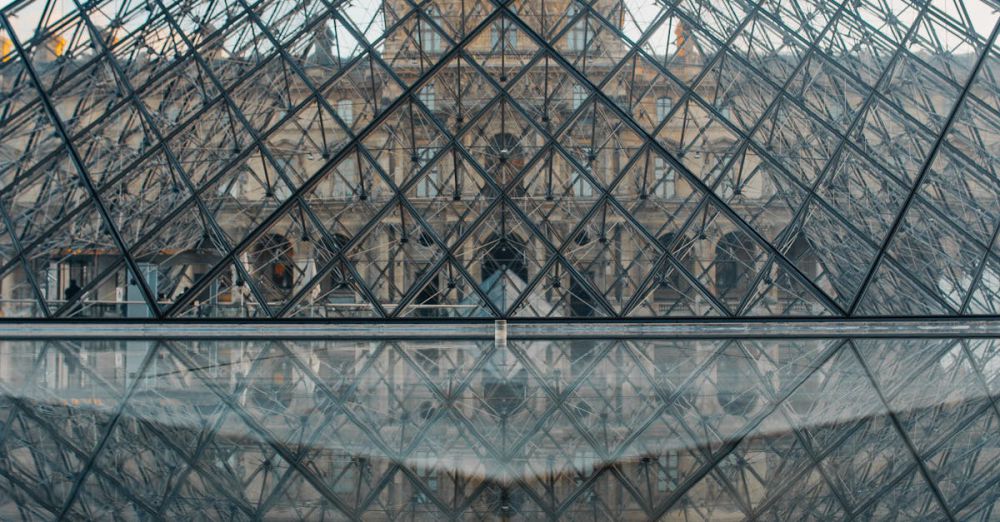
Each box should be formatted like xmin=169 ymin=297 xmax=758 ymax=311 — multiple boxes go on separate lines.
xmin=490 ymin=23 xmax=517 ymax=49
xmin=572 ymin=84 xmax=587 ymax=110
xmin=420 ymin=12 xmax=442 ymax=53
xmin=652 ymin=156 xmax=675 ymax=198
xmin=330 ymin=157 xmax=354 ymax=198
xmin=656 ymin=97 xmax=672 ymax=122
xmin=418 ymin=83 xmax=436 ymax=112
xmin=567 ymin=6 xmax=588 ymax=51
xmin=337 ymin=99 xmax=353 ymax=127
xmin=572 ymin=174 xmax=593 ymax=198
xmin=416 ymin=148 xmax=439 ymax=198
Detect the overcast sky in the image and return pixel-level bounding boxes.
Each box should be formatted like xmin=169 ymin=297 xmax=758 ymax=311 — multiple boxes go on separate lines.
xmin=3 ymin=0 xmax=998 ymax=57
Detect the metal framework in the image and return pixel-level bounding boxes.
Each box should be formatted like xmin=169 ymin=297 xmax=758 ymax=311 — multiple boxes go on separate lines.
xmin=0 ymin=0 xmax=999 ymax=320
xmin=0 ymin=336 xmax=999 ymax=519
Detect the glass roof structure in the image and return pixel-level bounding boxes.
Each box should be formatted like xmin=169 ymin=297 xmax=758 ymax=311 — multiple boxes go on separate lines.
xmin=0 ymin=336 xmax=998 ymax=519
xmin=0 ymin=0 xmax=998 ymax=320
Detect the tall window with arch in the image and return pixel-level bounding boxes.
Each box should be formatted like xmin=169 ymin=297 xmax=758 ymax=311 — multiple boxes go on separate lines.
xmin=328 ymin=156 xmax=355 ymax=199
xmin=251 ymin=234 xmax=296 ymax=300
xmin=571 ymin=170 xmax=594 ymax=198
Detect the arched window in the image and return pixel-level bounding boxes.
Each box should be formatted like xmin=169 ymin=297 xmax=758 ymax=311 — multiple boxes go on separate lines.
xmin=571 ymin=170 xmax=593 ymax=198
xmin=715 ymin=231 xmax=757 ymax=301
xmin=248 ymin=358 xmax=295 ymax=412
xmin=327 ymin=156 xmax=354 ymax=199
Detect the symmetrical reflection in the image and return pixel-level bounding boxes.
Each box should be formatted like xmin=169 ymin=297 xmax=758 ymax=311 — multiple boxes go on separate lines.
xmin=0 ymin=337 xmax=999 ymax=519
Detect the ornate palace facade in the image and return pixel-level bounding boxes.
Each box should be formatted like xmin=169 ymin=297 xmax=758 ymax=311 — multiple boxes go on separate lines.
xmin=0 ymin=0 xmax=998 ymax=319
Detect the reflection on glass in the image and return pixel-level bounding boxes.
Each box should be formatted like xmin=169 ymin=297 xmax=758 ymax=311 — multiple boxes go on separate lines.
xmin=0 ymin=337 xmax=998 ymax=519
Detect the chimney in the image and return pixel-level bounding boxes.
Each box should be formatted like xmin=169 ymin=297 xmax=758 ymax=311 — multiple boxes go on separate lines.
xmin=35 ymin=34 xmax=67 ymax=62
xmin=0 ymin=36 xmax=12 ymax=62
xmin=674 ymin=20 xmax=700 ymax=63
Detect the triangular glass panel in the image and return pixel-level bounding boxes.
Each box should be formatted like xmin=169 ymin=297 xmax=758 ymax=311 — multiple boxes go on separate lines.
xmin=455 ymin=203 xmax=552 ymax=315
xmin=363 ymin=97 xmax=448 ymax=190
xmin=507 ymin=53 xmax=587 ymax=133
xmin=511 ymin=259 xmax=610 ymax=317
xmin=465 ymin=14 xmax=540 ymax=85
xmin=460 ymin=98 xmax=545 ymax=189
xmin=559 ymin=98 xmax=643 ymax=188
xmin=552 ymin=5 xmax=630 ymax=86
xmin=343 ymin=203 xmax=444 ymax=315
xmin=562 ymin=201 xmax=661 ymax=314
xmin=397 ymin=259 xmax=497 ymax=318
xmin=404 ymin=146 xmax=499 ymax=246
xmin=610 ymin=147 xmax=704 ymax=240
xmin=416 ymin=55 xmax=498 ymax=135
xmin=855 ymin=257 xmax=953 ymax=316
xmin=742 ymin=258 xmax=835 ymax=317
xmin=379 ymin=9 xmax=455 ymax=81
xmin=171 ymin=259 xmax=271 ymax=318
xmin=513 ymin=148 xmax=601 ymax=246
xmin=679 ymin=202 xmax=769 ymax=312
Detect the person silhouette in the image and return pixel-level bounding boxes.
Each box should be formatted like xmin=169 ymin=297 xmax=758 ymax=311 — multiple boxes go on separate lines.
xmin=63 ymin=279 xmax=83 ymax=316
xmin=64 ymin=279 xmax=81 ymax=301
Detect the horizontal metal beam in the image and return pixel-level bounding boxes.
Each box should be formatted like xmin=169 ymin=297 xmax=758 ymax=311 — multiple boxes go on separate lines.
xmin=1 ymin=317 xmax=999 ymax=339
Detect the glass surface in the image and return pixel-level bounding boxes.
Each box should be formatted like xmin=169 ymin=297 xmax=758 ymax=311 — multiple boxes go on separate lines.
xmin=0 ymin=0 xmax=998 ymax=319
xmin=1 ymin=336 xmax=998 ymax=519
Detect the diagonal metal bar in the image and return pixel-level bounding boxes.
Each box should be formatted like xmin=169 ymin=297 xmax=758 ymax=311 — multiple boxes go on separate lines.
xmin=0 ymin=12 xmax=162 ymax=318
xmin=849 ymin=17 xmax=1000 ymax=315
xmin=491 ymin=0 xmax=849 ymax=318
xmin=156 ymin=4 xmax=509 ymax=319
xmin=848 ymin=340 xmax=958 ymax=521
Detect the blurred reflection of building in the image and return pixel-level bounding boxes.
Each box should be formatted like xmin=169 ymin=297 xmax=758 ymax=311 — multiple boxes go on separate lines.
xmin=1 ymin=337 xmax=998 ymax=519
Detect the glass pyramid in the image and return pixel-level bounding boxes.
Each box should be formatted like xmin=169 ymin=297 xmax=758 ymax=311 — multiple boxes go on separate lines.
xmin=0 ymin=0 xmax=997 ymax=319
